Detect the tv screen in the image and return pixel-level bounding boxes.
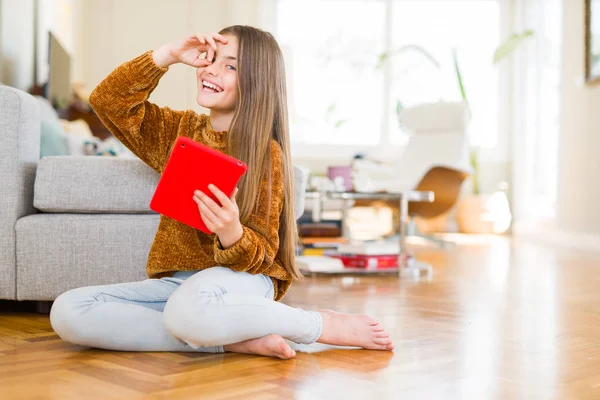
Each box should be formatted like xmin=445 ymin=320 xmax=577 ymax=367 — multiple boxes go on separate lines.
xmin=47 ymin=32 xmax=71 ymax=109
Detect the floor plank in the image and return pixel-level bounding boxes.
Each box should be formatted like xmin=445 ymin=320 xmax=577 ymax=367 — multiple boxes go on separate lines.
xmin=1 ymin=236 xmax=600 ymax=399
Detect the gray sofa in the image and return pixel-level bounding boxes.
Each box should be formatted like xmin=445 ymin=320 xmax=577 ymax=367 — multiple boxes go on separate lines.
xmin=0 ymin=85 xmax=307 ymax=301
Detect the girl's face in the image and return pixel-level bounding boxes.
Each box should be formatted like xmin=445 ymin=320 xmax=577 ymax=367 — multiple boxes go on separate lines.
xmin=196 ymin=34 xmax=239 ymax=113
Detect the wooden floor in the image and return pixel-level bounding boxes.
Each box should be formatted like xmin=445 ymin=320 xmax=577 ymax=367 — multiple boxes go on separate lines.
xmin=1 ymin=236 xmax=600 ymax=399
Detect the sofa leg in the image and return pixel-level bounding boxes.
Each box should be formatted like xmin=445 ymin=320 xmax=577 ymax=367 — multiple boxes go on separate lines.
xmin=35 ymin=301 xmax=52 ymax=314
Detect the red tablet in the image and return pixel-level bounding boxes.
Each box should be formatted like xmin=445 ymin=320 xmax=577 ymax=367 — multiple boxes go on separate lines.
xmin=150 ymin=136 xmax=248 ymax=233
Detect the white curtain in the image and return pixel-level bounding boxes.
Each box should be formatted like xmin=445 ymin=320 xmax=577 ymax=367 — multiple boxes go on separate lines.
xmin=510 ymin=0 xmax=562 ymax=227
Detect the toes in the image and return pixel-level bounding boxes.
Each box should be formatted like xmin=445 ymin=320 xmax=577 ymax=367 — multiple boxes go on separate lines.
xmin=360 ymin=315 xmax=379 ymax=326
xmin=370 ymin=343 xmax=394 ymax=351
xmin=372 ymin=324 xmax=389 ymax=335
xmin=279 ymin=349 xmax=296 ymax=359
xmin=375 ymin=332 xmax=390 ymax=338
xmin=276 ymin=338 xmax=296 ymax=359
xmin=283 ymin=347 xmax=296 ymax=359
xmin=376 ymin=341 xmax=395 ymax=351
xmin=374 ymin=337 xmax=392 ymax=345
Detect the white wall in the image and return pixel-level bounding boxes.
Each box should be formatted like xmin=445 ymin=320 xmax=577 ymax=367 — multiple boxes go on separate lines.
xmin=0 ymin=0 xmax=35 ymax=89
xmin=70 ymin=0 xmax=510 ymax=194
xmin=0 ymin=0 xmax=76 ymax=89
xmin=507 ymin=0 xmax=563 ymax=230
xmin=75 ymin=0 xmax=273 ymax=111
xmin=0 ymin=0 xmax=514 ymax=196
xmin=557 ymin=0 xmax=600 ymax=235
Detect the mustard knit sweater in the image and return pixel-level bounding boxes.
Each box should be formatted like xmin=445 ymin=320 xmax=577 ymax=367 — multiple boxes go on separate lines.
xmin=89 ymin=51 xmax=292 ymax=300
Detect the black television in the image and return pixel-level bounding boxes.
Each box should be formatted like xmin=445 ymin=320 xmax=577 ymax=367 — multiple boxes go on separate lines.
xmin=46 ymin=31 xmax=71 ymax=109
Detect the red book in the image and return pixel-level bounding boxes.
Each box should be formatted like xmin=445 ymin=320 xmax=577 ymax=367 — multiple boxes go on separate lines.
xmin=330 ymin=254 xmax=398 ymax=270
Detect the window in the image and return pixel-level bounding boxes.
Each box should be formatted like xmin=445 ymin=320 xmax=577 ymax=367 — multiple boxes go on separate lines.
xmin=389 ymin=0 xmax=500 ymax=148
xmin=276 ymin=0 xmax=386 ymax=147
xmin=512 ymin=0 xmax=561 ymax=220
xmin=276 ymin=0 xmax=502 ymax=151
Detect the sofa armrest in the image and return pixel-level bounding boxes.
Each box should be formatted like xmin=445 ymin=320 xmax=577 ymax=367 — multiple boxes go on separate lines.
xmin=0 ymin=85 xmax=40 ymax=299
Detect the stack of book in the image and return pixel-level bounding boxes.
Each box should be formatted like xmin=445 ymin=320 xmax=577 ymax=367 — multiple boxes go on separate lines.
xmin=298 ymin=222 xmax=340 ymax=238
xmin=300 ymin=237 xmax=348 ymax=256
xmin=329 ymin=254 xmax=398 ymax=270
xmin=297 ymin=240 xmax=400 ymax=273
xmin=332 ymin=241 xmax=400 ymax=271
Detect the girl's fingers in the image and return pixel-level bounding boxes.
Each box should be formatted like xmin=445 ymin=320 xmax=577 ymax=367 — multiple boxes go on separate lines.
xmin=194 ymin=57 xmax=211 ymax=68
xmin=194 ymin=192 xmax=227 ymax=219
xmin=192 ymin=33 xmax=212 ymax=61
xmin=207 ymin=185 xmax=234 ymax=210
xmin=194 ymin=33 xmax=206 ymax=45
xmin=207 ymin=184 xmax=227 ymax=200
xmin=213 ymin=33 xmax=228 ymax=44
xmin=195 ymin=198 xmax=219 ymax=226
xmin=200 ymin=211 xmax=215 ymax=232
xmin=206 ymin=46 xmax=214 ymax=64
xmin=194 ymin=53 xmax=211 ymax=67
xmin=204 ymin=35 xmax=218 ymax=52
xmin=230 ymin=188 xmax=238 ymax=204
xmin=187 ymin=33 xmax=224 ymax=64
xmin=204 ymin=36 xmax=218 ymax=62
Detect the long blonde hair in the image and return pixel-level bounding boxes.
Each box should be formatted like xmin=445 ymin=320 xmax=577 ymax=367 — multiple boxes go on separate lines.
xmin=219 ymin=25 xmax=301 ymax=280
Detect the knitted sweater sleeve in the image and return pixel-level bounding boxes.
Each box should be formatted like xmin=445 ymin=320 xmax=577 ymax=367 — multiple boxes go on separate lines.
xmin=212 ymin=141 xmax=288 ymax=277
xmin=89 ymin=51 xmax=185 ymax=173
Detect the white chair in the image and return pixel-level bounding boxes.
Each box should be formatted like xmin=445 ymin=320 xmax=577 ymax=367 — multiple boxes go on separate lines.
xmin=353 ymin=102 xmax=471 ymax=192
xmin=352 ymin=101 xmax=472 ymax=245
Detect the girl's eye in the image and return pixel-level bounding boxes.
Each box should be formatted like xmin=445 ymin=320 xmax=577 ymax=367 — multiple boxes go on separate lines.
xmin=226 ymin=65 xmax=236 ymax=71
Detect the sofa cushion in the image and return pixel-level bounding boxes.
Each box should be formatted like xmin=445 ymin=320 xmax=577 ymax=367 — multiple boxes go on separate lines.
xmin=34 ymin=156 xmax=159 ymax=213
xmin=40 ymin=119 xmax=69 ymax=158
xmin=34 ymin=95 xmax=60 ymax=124
xmin=35 ymin=156 xmax=310 ymax=217
xmin=16 ymin=214 xmax=158 ymax=300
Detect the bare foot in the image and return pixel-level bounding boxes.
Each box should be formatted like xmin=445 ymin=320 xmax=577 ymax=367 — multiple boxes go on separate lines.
xmin=223 ymin=334 xmax=296 ymax=359
xmin=317 ymin=309 xmax=394 ymax=351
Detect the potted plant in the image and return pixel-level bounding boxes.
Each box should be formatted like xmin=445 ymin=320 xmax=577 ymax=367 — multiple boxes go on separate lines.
xmin=454 ymin=30 xmax=533 ymax=233
xmin=377 ymin=30 xmax=534 ymax=234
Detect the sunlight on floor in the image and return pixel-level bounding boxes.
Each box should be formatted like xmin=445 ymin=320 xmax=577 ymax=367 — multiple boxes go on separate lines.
xmin=407 ymin=233 xmax=510 ymax=246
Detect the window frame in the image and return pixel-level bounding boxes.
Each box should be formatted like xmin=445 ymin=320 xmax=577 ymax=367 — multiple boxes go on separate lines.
xmin=275 ymin=0 xmax=511 ymax=163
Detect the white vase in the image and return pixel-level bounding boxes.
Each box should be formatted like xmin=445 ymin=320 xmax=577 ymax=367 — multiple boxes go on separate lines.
xmin=456 ymin=191 xmax=512 ymax=234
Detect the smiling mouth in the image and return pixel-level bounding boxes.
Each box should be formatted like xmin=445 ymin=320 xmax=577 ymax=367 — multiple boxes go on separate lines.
xmin=202 ymin=80 xmax=223 ymax=93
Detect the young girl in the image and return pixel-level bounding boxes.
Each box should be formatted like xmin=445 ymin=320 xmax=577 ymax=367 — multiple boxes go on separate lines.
xmin=50 ymin=25 xmax=394 ymax=359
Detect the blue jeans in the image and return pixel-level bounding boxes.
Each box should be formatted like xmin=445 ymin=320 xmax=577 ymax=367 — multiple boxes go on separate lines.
xmin=50 ymin=267 xmax=323 ymax=353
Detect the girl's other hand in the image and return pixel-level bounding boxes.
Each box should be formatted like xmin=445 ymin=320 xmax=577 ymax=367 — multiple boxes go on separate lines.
xmin=152 ymin=33 xmax=229 ymax=68
xmin=193 ymin=185 xmax=243 ymax=248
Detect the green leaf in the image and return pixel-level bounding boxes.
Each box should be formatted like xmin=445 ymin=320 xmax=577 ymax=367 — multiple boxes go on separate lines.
xmin=334 ymin=119 xmax=348 ymax=128
xmin=396 ymin=100 xmax=406 ymax=129
xmin=395 ymin=99 xmax=404 ymax=116
xmin=452 ymin=48 xmax=469 ymax=108
xmin=492 ymin=30 xmax=534 ymax=64
xmin=469 ymin=148 xmax=480 ymax=195
xmin=325 ymin=103 xmax=336 ymax=122
xmin=376 ymin=53 xmax=389 ymax=69
xmin=376 ymin=45 xmax=441 ymax=69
